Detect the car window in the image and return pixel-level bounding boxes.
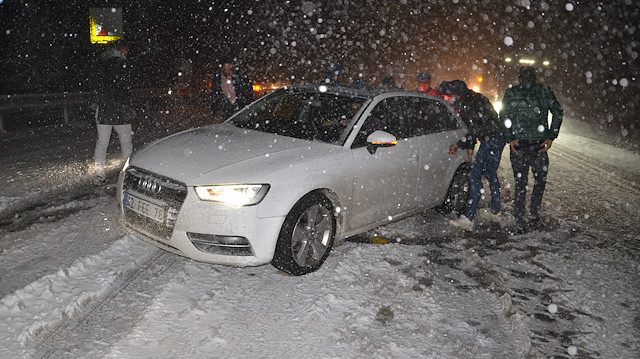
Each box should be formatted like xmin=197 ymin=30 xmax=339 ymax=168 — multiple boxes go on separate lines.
xmin=230 ymin=90 xmax=365 ymax=144
xmin=352 ymin=97 xmax=411 ymax=148
xmin=305 ymin=96 xmax=364 ymax=143
xmin=409 ymin=97 xmax=461 ymax=136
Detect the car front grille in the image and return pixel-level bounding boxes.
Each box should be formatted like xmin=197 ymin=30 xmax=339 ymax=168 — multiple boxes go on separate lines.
xmin=122 ymin=166 xmax=187 ymax=240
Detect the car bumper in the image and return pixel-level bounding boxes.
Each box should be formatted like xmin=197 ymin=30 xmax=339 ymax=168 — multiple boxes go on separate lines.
xmin=119 ymin=190 xmax=286 ymax=268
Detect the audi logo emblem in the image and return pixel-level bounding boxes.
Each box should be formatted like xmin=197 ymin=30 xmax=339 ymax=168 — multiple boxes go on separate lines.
xmin=138 ymin=177 xmax=162 ymax=194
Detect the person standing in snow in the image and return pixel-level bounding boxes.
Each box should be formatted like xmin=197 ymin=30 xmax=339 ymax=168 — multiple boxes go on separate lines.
xmin=444 ymin=80 xmax=505 ymax=232
xmin=500 ymin=66 xmax=563 ymax=233
xmin=324 ymin=62 xmax=343 ymax=85
xmin=210 ymin=57 xmax=253 ymax=123
xmin=93 ymin=41 xmax=135 ymax=184
xmin=414 ymin=72 xmax=441 ymax=96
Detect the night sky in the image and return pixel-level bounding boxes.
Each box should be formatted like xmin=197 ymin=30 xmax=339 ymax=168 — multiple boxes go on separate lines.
xmin=1 ymin=0 xmax=638 ymax=142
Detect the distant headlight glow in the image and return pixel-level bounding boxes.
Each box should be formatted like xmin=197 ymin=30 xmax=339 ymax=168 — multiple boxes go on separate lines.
xmin=195 ymin=184 xmax=270 ymax=207
xmin=493 ymin=101 xmax=502 ymax=114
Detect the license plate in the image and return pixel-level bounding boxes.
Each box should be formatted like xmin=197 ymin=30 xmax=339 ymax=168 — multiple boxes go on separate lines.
xmin=123 ymin=192 xmax=166 ymax=224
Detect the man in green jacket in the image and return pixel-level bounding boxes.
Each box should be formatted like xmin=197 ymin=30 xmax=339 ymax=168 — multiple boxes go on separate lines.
xmin=500 ymin=66 xmax=563 ymax=233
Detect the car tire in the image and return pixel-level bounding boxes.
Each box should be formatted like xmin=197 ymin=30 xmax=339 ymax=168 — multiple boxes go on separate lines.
xmin=271 ymin=193 xmax=336 ymax=276
xmin=439 ymin=163 xmax=471 ymax=215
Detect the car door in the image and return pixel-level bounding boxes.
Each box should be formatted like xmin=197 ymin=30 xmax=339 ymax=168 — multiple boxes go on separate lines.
xmin=409 ymin=96 xmax=465 ymax=207
xmin=347 ymin=96 xmax=421 ymax=231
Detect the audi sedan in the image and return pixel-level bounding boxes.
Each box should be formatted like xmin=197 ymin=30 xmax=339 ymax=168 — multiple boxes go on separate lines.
xmin=117 ymin=84 xmax=469 ymax=275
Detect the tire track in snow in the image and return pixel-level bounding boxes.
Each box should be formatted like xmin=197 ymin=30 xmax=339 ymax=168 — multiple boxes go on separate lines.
xmin=0 ymin=236 xmax=159 ymax=358
xmin=548 ymin=141 xmax=640 ymax=246
xmin=35 ymin=249 xmax=185 ymax=359
xmin=552 ymin=141 xmax=640 ymax=197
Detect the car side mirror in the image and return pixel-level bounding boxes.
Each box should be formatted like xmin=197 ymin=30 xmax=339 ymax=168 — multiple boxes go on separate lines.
xmin=366 ymin=130 xmax=397 ymax=154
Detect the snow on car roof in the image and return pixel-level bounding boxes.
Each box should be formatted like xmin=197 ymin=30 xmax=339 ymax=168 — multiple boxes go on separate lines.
xmin=280 ymin=83 xmax=406 ymax=98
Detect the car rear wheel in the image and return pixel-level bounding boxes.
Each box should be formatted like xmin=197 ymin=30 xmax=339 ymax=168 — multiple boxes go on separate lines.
xmin=439 ymin=163 xmax=471 ymax=215
xmin=271 ymin=193 xmax=336 ymax=276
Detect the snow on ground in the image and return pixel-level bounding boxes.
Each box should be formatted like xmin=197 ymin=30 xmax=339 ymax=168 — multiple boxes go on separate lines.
xmin=0 ymin=199 xmax=638 ymax=358
xmin=1 ymin=121 xmax=639 ymax=358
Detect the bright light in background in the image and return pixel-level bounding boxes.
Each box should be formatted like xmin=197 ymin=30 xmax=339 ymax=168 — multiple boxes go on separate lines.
xmin=472 ymin=85 xmax=481 ymax=92
xmin=505 ymin=58 xmax=550 ymax=66
xmin=493 ymin=101 xmax=502 ymax=113
xmin=252 ymin=82 xmax=289 ymax=95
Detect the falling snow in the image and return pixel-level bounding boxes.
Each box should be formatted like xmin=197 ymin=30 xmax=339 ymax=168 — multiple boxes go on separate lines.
xmin=1 ymin=1 xmax=639 ymax=357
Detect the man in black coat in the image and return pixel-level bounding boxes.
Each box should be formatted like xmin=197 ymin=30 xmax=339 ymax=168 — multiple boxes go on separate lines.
xmin=210 ymin=57 xmax=253 ymax=123
xmin=500 ymin=66 xmax=563 ymax=232
xmin=444 ymin=80 xmax=505 ymax=231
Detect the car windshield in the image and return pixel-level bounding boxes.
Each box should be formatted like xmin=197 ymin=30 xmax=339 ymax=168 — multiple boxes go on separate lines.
xmin=229 ymin=89 xmax=366 ymax=145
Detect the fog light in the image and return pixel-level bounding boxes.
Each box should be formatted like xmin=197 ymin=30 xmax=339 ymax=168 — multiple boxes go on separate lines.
xmin=187 ymin=232 xmax=253 ymax=256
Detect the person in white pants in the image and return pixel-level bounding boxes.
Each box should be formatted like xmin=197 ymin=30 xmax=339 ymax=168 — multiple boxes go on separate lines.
xmin=93 ymin=122 xmax=133 ymax=180
xmin=92 ymin=41 xmax=135 ymax=183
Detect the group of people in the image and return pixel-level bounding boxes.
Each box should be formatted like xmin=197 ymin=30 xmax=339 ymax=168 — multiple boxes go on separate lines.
xmin=439 ymin=67 xmax=563 ymax=234
xmin=93 ymin=44 xmax=562 ymax=234
xmin=333 ymin=64 xmax=563 ymax=234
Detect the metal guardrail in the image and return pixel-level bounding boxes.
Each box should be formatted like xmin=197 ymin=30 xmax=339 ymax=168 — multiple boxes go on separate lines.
xmin=0 ymin=92 xmax=94 ymax=132
xmin=0 ymin=88 xmax=205 ymax=132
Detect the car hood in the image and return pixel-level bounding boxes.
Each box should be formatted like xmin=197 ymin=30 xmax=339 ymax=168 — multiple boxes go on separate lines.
xmin=131 ymin=123 xmax=339 ymax=184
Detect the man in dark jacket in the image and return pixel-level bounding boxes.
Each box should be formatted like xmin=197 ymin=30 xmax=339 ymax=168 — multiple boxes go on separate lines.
xmin=500 ymin=66 xmax=563 ymax=232
xmin=210 ymin=57 xmax=253 ymax=123
xmin=445 ymin=80 xmax=505 ymax=231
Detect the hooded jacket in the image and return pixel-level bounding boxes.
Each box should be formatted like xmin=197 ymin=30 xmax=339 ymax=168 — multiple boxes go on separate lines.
xmin=500 ymin=80 xmax=563 ymax=143
xmin=454 ymin=89 xmax=503 ymax=150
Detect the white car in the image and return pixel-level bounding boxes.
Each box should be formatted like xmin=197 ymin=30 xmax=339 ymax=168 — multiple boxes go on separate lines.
xmin=117 ymin=85 xmax=469 ymax=275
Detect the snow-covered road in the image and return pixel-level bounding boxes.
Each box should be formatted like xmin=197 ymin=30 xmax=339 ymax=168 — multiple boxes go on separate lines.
xmin=1 ymin=120 xmax=639 ymax=358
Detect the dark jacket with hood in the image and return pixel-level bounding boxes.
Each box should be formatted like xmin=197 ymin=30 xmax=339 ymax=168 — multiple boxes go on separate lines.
xmin=445 ymin=81 xmax=502 ymax=150
xmin=95 ymin=48 xmax=134 ymax=125
xmin=210 ymin=70 xmax=253 ymax=121
xmin=500 ymin=79 xmax=563 ymax=143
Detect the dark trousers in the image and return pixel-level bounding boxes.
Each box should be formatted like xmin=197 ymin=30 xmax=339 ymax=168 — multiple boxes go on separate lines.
xmin=466 ymin=135 xmax=505 ymax=220
xmin=509 ymin=141 xmax=549 ymax=225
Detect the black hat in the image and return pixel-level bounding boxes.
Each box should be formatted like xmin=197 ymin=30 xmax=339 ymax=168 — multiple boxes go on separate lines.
xmin=416 ymin=72 xmax=431 ymax=82
xmin=518 ymin=66 xmax=537 ymax=81
xmin=381 ymin=76 xmax=396 ymax=87
xmin=440 ymin=80 xmax=467 ymax=95
xmin=438 ymin=81 xmax=451 ymax=94
xmin=219 ymin=55 xmax=235 ymax=65
xmin=449 ymin=80 xmax=468 ymax=95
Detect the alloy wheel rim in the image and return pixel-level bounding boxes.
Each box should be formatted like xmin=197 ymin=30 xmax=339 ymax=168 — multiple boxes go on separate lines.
xmin=291 ymin=203 xmax=334 ymax=267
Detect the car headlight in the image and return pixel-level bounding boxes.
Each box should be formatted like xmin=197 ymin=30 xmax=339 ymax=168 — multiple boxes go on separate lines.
xmin=194 ymin=184 xmax=270 ymax=207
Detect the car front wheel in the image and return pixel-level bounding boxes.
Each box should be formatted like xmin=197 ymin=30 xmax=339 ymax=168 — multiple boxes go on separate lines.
xmin=271 ymin=193 xmax=336 ymax=276
xmin=439 ymin=163 xmax=471 ymax=215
